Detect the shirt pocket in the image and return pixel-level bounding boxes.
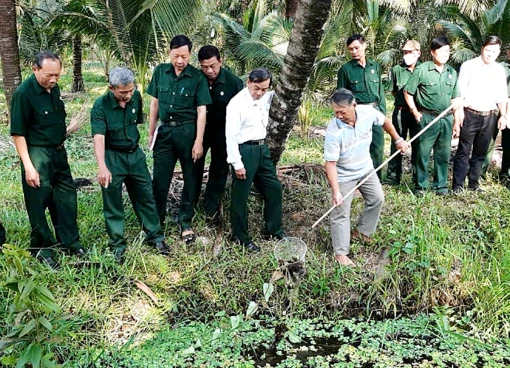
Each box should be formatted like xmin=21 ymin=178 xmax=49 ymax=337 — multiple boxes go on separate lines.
xmin=178 ymin=92 xmax=195 ymax=109
xmin=106 ymin=119 xmax=124 ymax=133
xmin=420 ymin=82 xmax=438 ymax=95
xmin=34 ymin=105 xmax=57 ymax=127
xmin=444 ymin=81 xmax=455 ymax=96
xmin=158 ymin=87 xmax=171 ymax=103
xmin=349 ymin=79 xmax=367 ymax=93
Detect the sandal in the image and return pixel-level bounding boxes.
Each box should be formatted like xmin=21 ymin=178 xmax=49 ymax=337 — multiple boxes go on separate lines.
xmin=181 ymin=228 xmax=196 ymax=244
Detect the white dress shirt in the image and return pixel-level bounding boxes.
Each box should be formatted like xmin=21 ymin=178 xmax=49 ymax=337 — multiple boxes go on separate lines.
xmin=225 ymin=88 xmax=275 ymax=170
xmin=458 ymin=56 xmax=508 ymax=112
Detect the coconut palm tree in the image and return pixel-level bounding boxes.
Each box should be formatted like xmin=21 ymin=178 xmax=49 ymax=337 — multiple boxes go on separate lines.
xmin=0 ymin=0 xmax=22 ymax=110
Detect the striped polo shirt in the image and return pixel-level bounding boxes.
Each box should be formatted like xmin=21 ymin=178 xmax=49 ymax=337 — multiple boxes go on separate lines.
xmin=324 ymin=105 xmax=385 ymax=182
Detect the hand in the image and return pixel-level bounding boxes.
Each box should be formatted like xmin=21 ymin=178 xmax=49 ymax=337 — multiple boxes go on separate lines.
xmin=97 ymin=165 xmax=112 ymax=188
xmin=453 ymin=122 xmax=461 ymax=139
xmin=192 ymin=140 xmax=203 ymax=162
xmin=332 ymin=191 xmax=343 ymax=206
xmin=498 ymin=116 xmax=507 ymax=130
xmin=235 ymin=168 xmax=246 ymax=180
xmin=413 ymin=111 xmax=422 ymax=123
xmin=25 ymin=166 xmax=40 ymax=188
xmin=396 ymin=140 xmax=410 ymax=153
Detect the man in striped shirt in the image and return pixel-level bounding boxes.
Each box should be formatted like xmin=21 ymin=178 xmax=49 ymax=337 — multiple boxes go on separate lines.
xmin=324 ymin=88 xmax=408 ymax=266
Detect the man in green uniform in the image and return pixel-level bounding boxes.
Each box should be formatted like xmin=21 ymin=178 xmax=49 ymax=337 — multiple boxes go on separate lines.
xmin=404 ymin=37 xmax=462 ymax=195
xmin=386 ymin=40 xmax=421 ymax=186
xmin=147 ymin=35 xmax=212 ymax=243
xmin=10 ymin=51 xmax=85 ymax=267
xmin=337 ymin=34 xmax=386 ymax=178
xmin=193 ymin=45 xmax=243 ymax=221
xmin=91 ymin=67 xmax=170 ymax=261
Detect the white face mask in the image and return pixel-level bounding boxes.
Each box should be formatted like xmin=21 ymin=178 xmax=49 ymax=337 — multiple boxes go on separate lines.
xmin=403 ymin=53 xmax=419 ymax=66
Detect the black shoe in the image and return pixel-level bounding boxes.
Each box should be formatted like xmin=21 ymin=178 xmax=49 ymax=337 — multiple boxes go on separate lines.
xmin=469 ymin=186 xmax=485 ymax=193
xmin=435 ymin=189 xmax=448 ymax=196
xmin=244 ymin=242 xmax=261 ymax=252
xmin=262 ymin=232 xmax=288 ymax=241
xmin=36 ymin=253 xmax=59 ymax=269
xmin=151 ymin=240 xmax=170 ymax=255
xmin=112 ymin=248 xmax=126 ymax=263
xmin=452 ymin=186 xmax=463 ymax=194
xmin=70 ymin=246 xmax=88 ymax=257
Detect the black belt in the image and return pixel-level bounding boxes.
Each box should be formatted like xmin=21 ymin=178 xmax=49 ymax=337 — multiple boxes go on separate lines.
xmin=241 ymin=139 xmax=265 ymax=146
xmin=397 ymin=106 xmax=410 ymax=111
xmin=419 ymin=108 xmax=452 ymax=117
xmin=465 ymin=107 xmax=495 ymax=117
xmin=107 ymin=145 xmax=138 ymax=153
xmin=162 ymin=120 xmax=194 ymax=127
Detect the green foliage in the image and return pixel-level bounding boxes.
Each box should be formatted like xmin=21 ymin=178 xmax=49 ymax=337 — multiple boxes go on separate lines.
xmin=0 ymin=245 xmax=62 ymax=368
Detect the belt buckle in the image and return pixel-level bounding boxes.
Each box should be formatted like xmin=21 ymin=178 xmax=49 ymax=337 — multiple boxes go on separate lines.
xmin=169 ymin=121 xmax=176 ymax=127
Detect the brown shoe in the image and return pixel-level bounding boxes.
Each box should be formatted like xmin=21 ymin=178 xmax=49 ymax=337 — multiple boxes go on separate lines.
xmin=351 ymin=229 xmax=373 ymax=244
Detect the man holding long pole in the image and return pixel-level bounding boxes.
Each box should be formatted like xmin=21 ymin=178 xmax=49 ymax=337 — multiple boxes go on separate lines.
xmin=325 ymin=88 xmax=408 ymax=267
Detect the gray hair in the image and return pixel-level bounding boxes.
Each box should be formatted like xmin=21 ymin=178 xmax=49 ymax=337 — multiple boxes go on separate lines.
xmin=331 ymin=88 xmax=355 ymax=106
xmin=109 ymin=67 xmax=135 ymax=87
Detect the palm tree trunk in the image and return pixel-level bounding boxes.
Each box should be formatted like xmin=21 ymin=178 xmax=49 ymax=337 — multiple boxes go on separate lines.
xmin=72 ymin=35 xmax=85 ymax=92
xmin=267 ymin=0 xmax=332 ymax=164
xmin=0 ymin=0 xmax=22 ymax=113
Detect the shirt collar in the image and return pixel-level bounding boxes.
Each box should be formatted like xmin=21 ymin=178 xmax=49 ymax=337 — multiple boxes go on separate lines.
xmin=428 ymin=61 xmax=450 ymax=73
xmin=351 ymin=58 xmax=375 ymax=68
xmin=31 ymin=74 xmax=51 ymax=95
xmin=214 ymin=68 xmax=226 ymax=85
xmin=243 ymin=87 xmax=258 ymax=106
xmin=108 ymin=91 xmax=132 ymax=110
xmin=165 ymin=63 xmax=193 ymax=78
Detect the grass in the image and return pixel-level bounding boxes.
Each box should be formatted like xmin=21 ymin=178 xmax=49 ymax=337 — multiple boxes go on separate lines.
xmin=1 ymin=68 xmax=510 ymax=366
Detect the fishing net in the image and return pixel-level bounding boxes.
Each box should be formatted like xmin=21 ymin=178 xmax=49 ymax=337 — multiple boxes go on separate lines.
xmin=273 ymin=237 xmax=307 ymax=288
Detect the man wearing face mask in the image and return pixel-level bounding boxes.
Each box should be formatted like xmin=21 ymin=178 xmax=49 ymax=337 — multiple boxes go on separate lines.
xmin=404 ymin=37 xmax=462 ymax=195
xmin=386 ymin=40 xmax=421 ymax=186
xmin=452 ymin=36 xmax=508 ymax=193
xmin=193 ymin=46 xmax=243 ymax=222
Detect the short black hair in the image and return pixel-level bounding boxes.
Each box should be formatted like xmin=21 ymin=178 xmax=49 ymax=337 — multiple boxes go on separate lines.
xmin=170 ymin=35 xmax=192 ymax=52
xmin=482 ymin=35 xmax=502 ymax=48
xmin=248 ymin=68 xmax=272 ymax=84
xmin=198 ymin=45 xmax=221 ymax=62
xmin=346 ymin=34 xmax=365 ymax=46
xmin=34 ymin=51 xmax=61 ymax=69
xmin=331 ymin=88 xmax=355 ymax=106
xmin=430 ymin=36 xmax=449 ymax=51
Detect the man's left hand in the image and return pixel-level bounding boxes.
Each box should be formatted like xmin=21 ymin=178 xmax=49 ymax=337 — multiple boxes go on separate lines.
xmin=396 ymin=140 xmax=410 ymax=153
xmin=498 ymin=116 xmax=507 ymax=130
xmin=192 ymin=141 xmax=203 ymax=162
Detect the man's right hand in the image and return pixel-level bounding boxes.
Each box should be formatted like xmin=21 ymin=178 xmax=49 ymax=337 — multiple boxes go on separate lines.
xmin=333 ymin=190 xmax=343 ymax=206
xmin=235 ymin=168 xmax=246 ymax=180
xmin=25 ymin=166 xmax=40 ymax=188
xmin=413 ymin=110 xmax=422 ymax=123
xmin=97 ymin=166 xmax=112 ymax=188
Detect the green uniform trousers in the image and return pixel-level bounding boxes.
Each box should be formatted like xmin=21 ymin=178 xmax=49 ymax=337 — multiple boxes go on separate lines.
xmin=102 ymin=148 xmax=164 ymax=251
xmin=370 ymin=125 xmax=384 ymax=180
xmin=153 ymin=123 xmax=196 ymax=230
xmin=387 ymin=109 xmax=418 ymax=185
xmin=0 ymin=221 xmax=5 ymax=246
xmin=22 ymin=146 xmax=81 ymax=258
xmin=193 ymin=126 xmax=229 ymax=218
xmin=231 ymin=143 xmax=283 ymax=245
xmin=414 ymin=113 xmax=453 ymax=193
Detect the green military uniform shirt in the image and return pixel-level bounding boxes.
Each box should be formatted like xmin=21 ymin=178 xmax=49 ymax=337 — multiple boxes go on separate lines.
xmin=146 ymin=63 xmax=212 ymax=123
xmin=404 ymin=61 xmax=460 ymax=113
xmin=501 ymin=60 xmax=510 ymax=97
xmin=391 ymin=62 xmax=420 ymax=108
xmin=10 ymin=74 xmax=67 ymax=146
xmin=207 ymin=68 xmax=243 ymax=127
xmin=91 ymin=89 xmax=143 ymax=151
xmin=337 ymin=58 xmax=386 ymax=114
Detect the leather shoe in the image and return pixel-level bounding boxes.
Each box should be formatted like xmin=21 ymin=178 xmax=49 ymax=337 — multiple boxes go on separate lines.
xmin=70 ymin=246 xmax=88 ymax=257
xmin=244 ymin=242 xmax=261 ymax=252
xmin=112 ymin=247 xmax=126 ymax=263
xmin=36 ymin=253 xmax=59 ymax=269
xmin=262 ymin=232 xmax=288 ymax=241
xmin=151 ymin=240 xmax=170 ymax=255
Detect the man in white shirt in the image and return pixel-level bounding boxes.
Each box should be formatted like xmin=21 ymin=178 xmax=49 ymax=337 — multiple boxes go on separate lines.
xmin=225 ymin=68 xmax=285 ymax=252
xmin=452 ymin=36 xmax=508 ymax=192
xmin=325 ymin=88 xmax=408 ymax=266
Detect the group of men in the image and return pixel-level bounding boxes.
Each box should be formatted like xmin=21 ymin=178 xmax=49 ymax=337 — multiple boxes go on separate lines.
xmin=4 ymin=31 xmax=510 ymax=269
xmin=6 ymin=35 xmax=285 ymax=267
xmin=327 ymin=34 xmax=510 ymax=266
